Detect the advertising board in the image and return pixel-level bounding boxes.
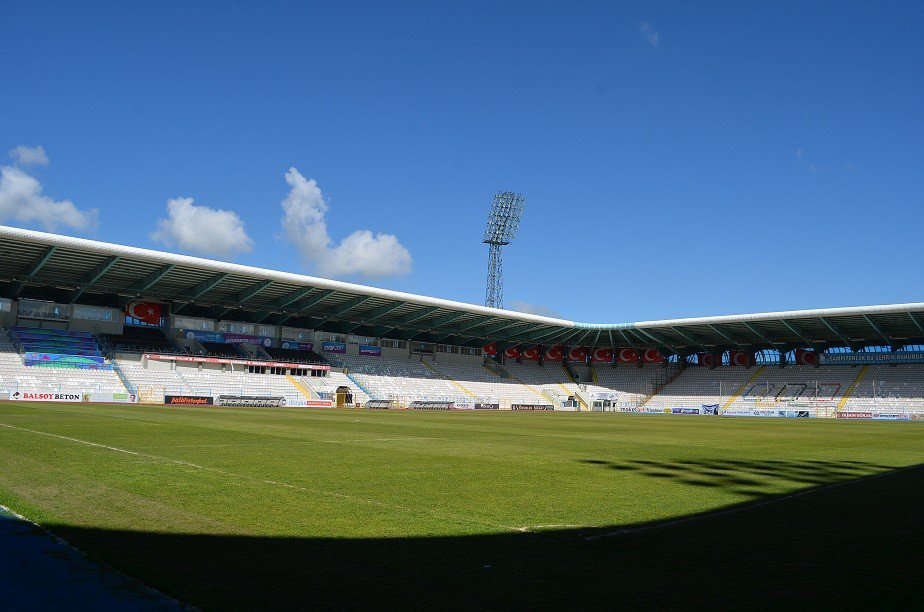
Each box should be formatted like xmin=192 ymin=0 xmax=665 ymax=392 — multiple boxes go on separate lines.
xmin=164 ymin=395 xmax=214 ymax=406
xmin=322 ymin=341 xmax=347 ymax=354
xmin=9 ymin=391 xmax=82 ymax=402
xmin=358 ymin=345 xmax=381 ymax=357
xmin=216 ymin=396 xmax=287 ymax=408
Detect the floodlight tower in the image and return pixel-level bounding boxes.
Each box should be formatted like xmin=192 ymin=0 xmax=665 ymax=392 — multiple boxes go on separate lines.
xmin=483 ymin=191 xmax=526 ymax=309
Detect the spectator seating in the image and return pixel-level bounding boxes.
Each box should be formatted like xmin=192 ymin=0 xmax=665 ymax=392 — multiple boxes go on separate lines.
xmin=265 ymin=346 xmax=327 ymax=365
xmin=100 ymin=326 xmax=181 ymax=355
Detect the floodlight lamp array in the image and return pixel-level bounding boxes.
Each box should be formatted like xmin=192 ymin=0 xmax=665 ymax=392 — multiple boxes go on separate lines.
xmin=483 ymin=191 xmax=525 ymax=245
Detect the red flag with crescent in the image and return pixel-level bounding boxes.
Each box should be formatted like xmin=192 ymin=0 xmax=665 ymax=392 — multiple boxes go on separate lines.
xmin=568 ymin=347 xmax=588 ymax=363
xmin=698 ymin=353 xmax=719 ymax=367
xmin=795 ymin=349 xmax=817 ymax=366
xmin=592 ymin=348 xmax=613 ymax=363
xmin=125 ymin=301 xmax=162 ymax=325
xmin=522 ymin=346 xmax=541 ymax=361
xmin=729 ymin=350 xmax=754 ymax=367
xmin=483 ymin=342 xmax=498 ymax=357
xmin=642 ymin=348 xmax=665 ymax=363
xmin=504 ymin=347 xmax=521 ymax=360
xmin=546 ymin=346 xmax=564 ymax=361
xmin=617 ymin=348 xmax=639 ymax=363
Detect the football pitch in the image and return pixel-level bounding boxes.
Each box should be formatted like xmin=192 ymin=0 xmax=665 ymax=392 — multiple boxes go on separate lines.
xmin=1 ymin=402 xmax=921 ymax=608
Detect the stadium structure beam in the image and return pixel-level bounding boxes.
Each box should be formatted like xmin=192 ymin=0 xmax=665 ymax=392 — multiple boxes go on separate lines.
xmin=820 ymin=317 xmax=851 ymax=347
xmin=416 ymin=311 xmax=471 ymax=332
xmin=360 ymin=302 xmax=406 ymax=323
xmin=390 ymin=306 xmax=441 ymax=327
xmin=631 ymin=328 xmax=677 ymax=355
xmin=779 ymin=319 xmax=812 ymax=346
xmin=268 ymin=287 xmax=315 ymax=310
xmin=862 ymin=315 xmax=892 ymax=345
xmin=309 ymin=295 xmax=374 ymax=327
xmin=126 ymin=264 xmax=175 ymax=294
xmin=588 ymin=330 xmax=601 ymax=352
xmin=476 ymin=319 xmax=538 ymax=339
xmin=342 ymin=302 xmax=407 ymax=334
xmin=172 ymin=273 xmax=230 ymax=314
xmin=509 ymin=323 xmax=575 ymax=344
xmin=275 ymin=290 xmax=335 ymax=325
xmin=68 ymin=256 xmax=120 ymax=303
xmin=616 ymin=329 xmax=637 ymax=349
xmin=706 ymin=324 xmax=743 ymax=347
xmin=11 ymin=245 xmax=57 ymax=297
xmin=231 ymin=280 xmax=274 ymax=305
xmin=742 ymin=322 xmax=779 ymax=346
xmin=213 ymin=280 xmax=275 ymax=320
xmin=446 ymin=316 xmax=503 ymax=336
xmin=669 ymin=326 xmax=711 ymax=351
xmin=908 ymin=312 xmax=924 ymax=336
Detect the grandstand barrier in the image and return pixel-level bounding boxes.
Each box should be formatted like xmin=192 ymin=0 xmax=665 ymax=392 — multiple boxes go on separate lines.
xmin=24 ymin=352 xmax=113 ymax=370
xmin=143 ymin=353 xmax=330 ymax=371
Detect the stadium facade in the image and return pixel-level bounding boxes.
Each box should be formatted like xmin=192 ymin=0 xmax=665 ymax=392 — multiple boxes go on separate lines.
xmin=1 ymin=225 xmax=923 ymax=417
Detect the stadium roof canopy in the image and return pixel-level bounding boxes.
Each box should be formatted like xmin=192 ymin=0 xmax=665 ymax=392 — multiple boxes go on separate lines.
xmin=1 ymin=225 xmax=922 ymax=355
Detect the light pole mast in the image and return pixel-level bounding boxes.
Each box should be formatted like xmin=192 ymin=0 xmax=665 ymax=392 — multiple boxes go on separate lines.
xmin=483 ymin=191 xmax=525 ymax=309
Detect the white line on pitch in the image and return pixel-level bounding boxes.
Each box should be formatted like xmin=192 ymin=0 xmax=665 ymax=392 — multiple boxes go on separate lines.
xmin=0 ymin=422 xmax=519 ymax=533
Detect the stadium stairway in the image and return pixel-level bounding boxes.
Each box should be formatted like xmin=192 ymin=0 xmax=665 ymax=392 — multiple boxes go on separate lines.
xmin=340 ymin=369 xmax=375 ymax=400
xmin=837 ymin=365 xmax=871 ymax=411
xmin=640 ymin=367 xmax=686 ymax=407
xmin=492 ymin=363 xmax=561 ymax=407
xmin=421 ymin=361 xmax=479 ymax=400
xmin=559 ymin=364 xmax=589 ymax=410
xmin=285 ymin=375 xmax=317 ymax=401
xmin=722 ymin=365 xmax=767 ymax=412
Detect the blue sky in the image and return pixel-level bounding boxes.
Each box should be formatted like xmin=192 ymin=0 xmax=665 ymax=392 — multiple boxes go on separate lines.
xmin=1 ymin=0 xmax=921 ymax=323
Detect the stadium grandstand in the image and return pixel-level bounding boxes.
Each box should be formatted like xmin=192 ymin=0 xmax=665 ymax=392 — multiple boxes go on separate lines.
xmin=0 ymin=224 xmax=922 ymax=419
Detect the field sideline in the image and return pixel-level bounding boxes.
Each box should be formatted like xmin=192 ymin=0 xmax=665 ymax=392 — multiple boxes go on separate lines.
xmin=1 ymin=402 xmax=921 ymax=608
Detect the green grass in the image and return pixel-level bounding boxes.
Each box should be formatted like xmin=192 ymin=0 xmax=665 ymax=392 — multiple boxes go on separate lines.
xmin=1 ymin=402 xmax=922 ymax=608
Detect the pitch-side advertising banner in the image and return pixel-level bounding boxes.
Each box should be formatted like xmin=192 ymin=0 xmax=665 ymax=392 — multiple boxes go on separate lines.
xmin=821 ymin=351 xmax=924 ymax=365
xmin=9 ymin=391 xmax=82 ymax=402
xmin=82 ymin=392 xmax=138 ymax=404
xmin=164 ymin=395 xmax=214 ymax=406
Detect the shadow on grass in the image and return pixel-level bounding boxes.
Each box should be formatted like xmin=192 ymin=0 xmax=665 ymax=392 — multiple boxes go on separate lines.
xmin=579 ymin=457 xmax=898 ymax=499
xmin=40 ymin=464 xmax=923 ymax=610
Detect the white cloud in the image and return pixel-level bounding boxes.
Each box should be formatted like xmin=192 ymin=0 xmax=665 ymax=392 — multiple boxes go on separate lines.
xmin=0 ymin=164 xmax=98 ymax=232
xmin=509 ymin=300 xmax=562 ymax=319
xmin=639 ymin=21 xmax=660 ymax=47
xmin=280 ymin=167 xmax=412 ymax=278
xmin=8 ymin=145 xmax=49 ymax=167
xmin=151 ymin=197 xmax=253 ymax=259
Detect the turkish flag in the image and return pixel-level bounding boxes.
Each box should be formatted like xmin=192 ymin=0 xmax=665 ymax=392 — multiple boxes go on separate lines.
xmin=125 ymin=301 xmax=162 ymax=325
xmin=617 ymin=348 xmax=639 ymax=363
xmin=698 ymin=353 xmax=718 ymax=367
xmin=795 ymin=349 xmax=817 ymax=366
xmin=504 ymin=347 xmax=521 ymax=360
xmin=522 ymin=346 xmax=541 ymax=361
xmin=642 ymin=348 xmax=665 ymax=363
xmin=483 ymin=342 xmax=498 ymax=357
xmin=592 ymin=348 xmax=613 ymax=363
xmin=568 ymin=347 xmax=588 ymax=363
xmin=729 ymin=350 xmax=753 ymax=367
xmin=546 ymin=346 xmax=564 ymax=361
